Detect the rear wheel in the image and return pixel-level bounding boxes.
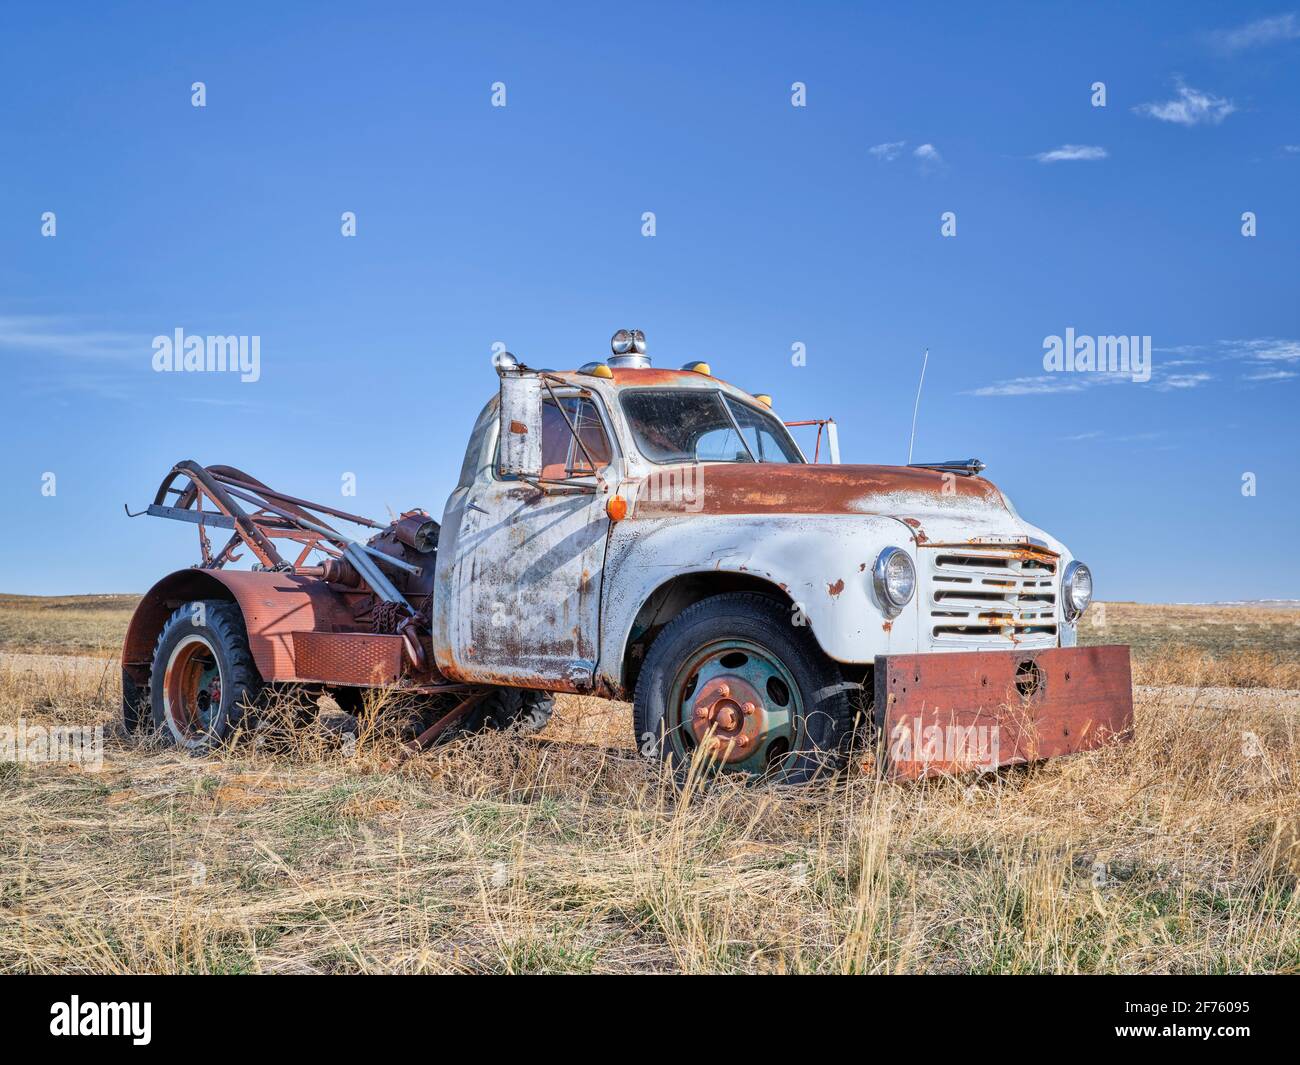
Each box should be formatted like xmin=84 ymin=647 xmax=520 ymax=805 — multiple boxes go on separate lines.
xmin=148 ymin=600 xmax=263 ymax=753
xmin=633 ymin=592 xmax=855 ymax=784
xmin=453 ymin=687 xmax=554 ymax=738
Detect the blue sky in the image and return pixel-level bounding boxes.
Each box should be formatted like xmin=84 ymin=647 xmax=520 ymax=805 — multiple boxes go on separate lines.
xmin=0 ymin=1 xmax=1297 ymax=601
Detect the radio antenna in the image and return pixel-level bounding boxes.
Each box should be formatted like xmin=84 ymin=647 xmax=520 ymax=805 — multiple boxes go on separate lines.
xmin=907 ymin=347 xmax=929 ymax=465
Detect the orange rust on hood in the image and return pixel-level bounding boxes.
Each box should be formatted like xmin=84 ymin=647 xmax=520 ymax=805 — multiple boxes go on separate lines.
xmin=902 ymin=516 xmax=930 ymax=543
xmin=632 ymin=463 xmax=1006 ymax=518
xmin=827 ymin=578 xmax=845 ymax=597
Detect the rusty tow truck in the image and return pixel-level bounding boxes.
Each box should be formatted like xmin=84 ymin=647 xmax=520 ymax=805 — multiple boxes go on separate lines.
xmin=122 ymin=330 xmax=1133 ymax=781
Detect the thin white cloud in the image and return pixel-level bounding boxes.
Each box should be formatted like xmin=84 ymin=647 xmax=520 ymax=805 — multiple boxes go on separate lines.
xmin=973 ymin=337 xmax=1300 ymax=396
xmin=1133 ymin=81 xmax=1236 ymax=126
xmin=0 ymin=315 xmax=142 ymax=361
xmin=0 ymin=314 xmax=171 ymax=403
xmin=1063 ymin=430 xmax=1163 ymax=443
xmin=977 ymin=338 xmax=1300 ymax=395
xmin=1222 ymin=337 xmax=1300 ymax=363
xmin=969 ymin=344 xmax=1214 ymax=398
xmin=1209 ymin=13 xmax=1300 ymax=53
xmin=181 ymin=395 xmax=263 ymax=410
xmin=1154 ymin=372 xmax=1213 ymax=390
xmin=970 ymin=376 xmax=1088 ymax=397
xmin=868 ymin=141 xmax=944 ymax=172
xmin=1282 ymin=144 xmax=1300 ymax=153
xmin=973 ymin=368 xmax=1212 ymax=397
xmin=1034 ymin=144 xmax=1108 ymax=163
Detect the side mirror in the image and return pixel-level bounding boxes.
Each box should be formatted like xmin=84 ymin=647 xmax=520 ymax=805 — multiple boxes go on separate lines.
xmin=498 ymin=369 xmax=543 ymax=479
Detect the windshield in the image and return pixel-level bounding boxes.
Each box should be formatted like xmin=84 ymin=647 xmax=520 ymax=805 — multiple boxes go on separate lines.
xmin=620 ymin=390 xmax=805 ymax=464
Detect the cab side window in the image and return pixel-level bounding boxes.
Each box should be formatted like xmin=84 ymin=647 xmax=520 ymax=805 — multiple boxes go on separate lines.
xmin=539 ymin=398 xmax=612 ymax=479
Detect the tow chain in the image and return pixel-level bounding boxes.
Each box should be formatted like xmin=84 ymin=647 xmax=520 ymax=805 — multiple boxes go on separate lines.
xmin=372 ymin=600 xmax=405 ymax=635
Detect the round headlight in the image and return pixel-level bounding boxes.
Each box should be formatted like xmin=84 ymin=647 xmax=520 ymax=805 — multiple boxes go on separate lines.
xmin=873 ymin=547 xmax=916 ymax=616
xmin=1063 ymin=560 xmax=1093 ymax=621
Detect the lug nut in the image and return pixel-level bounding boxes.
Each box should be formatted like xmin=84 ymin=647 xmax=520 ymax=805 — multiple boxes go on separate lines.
xmin=717 ymin=683 xmax=730 ymax=697
xmin=742 ymin=702 xmax=755 ymax=717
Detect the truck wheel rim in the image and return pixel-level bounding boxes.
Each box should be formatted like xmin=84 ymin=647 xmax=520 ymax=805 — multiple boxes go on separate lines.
xmin=162 ymin=635 xmax=222 ymax=743
xmin=667 ymin=638 xmax=801 ymax=776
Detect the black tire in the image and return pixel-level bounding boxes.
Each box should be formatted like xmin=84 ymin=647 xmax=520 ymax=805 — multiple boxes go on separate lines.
xmin=326 ymin=686 xmax=551 ymax=746
xmin=148 ymin=600 xmax=263 ymax=753
xmin=453 ymin=687 xmax=554 ymax=738
xmin=121 ymin=667 xmax=148 ymax=734
xmin=633 ymin=592 xmax=855 ymax=784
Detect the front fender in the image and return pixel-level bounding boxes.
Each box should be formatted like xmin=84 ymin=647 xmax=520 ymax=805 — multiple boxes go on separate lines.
xmin=598 ymin=514 xmax=924 ymax=686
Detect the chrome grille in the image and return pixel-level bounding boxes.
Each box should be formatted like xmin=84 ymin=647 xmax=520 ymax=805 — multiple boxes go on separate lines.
xmin=924 ymin=544 xmax=1058 ymax=647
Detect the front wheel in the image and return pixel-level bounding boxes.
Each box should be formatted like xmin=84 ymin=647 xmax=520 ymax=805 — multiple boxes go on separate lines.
xmin=148 ymin=600 xmax=263 ymax=753
xmin=632 ymin=592 xmax=856 ymax=784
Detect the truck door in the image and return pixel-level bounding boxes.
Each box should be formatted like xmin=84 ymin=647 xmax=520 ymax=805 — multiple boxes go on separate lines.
xmin=446 ymin=391 xmax=616 ymax=690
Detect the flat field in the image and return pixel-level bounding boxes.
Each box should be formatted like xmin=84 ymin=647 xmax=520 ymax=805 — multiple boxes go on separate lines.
xmin=0 ymin=596 xmax=1296 ymax=973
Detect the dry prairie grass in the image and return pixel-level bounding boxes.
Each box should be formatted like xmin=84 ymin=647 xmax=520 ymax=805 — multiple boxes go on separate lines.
xmin=0 ymin=594 xmax=139 ymax=658
xmin=1 ymin=647 xmax=1297 ymax=974
xmin=1131 ymin=646 xmax=1300 ymax=690
xmin=1079 ymin=600 xmax=1300 ymax=664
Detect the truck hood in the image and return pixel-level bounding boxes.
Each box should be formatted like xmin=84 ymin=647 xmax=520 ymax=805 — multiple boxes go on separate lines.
xmin=631 ymin=463 xmax=1049 ymax=546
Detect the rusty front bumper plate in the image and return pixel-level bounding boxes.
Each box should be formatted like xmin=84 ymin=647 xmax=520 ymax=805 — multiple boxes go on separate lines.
xmin=871 ymin=645 xmax=1133 ymax=781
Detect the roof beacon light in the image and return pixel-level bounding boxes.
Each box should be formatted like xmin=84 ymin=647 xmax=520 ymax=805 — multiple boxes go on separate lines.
xmin=753 ymin=393 xmax=773 ymax=408
xmin=579 ymin=361 xmax=614 ymax=379
xmin=681 ymin=360 xmax=712 ymax=375
xmin=609 ymin=329 xmax=650 ymax=369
